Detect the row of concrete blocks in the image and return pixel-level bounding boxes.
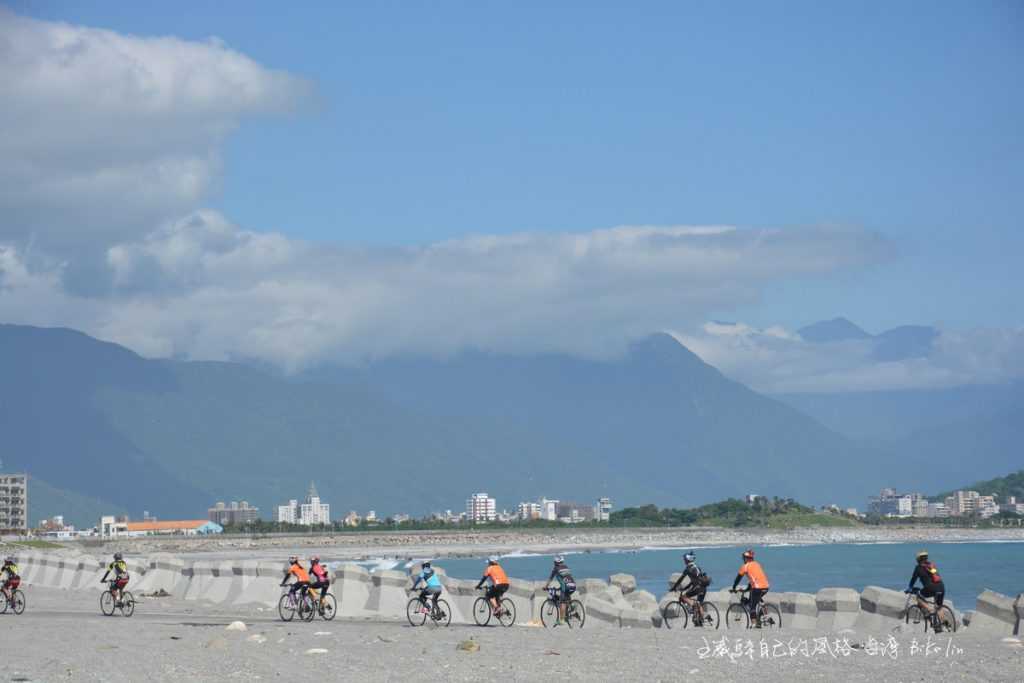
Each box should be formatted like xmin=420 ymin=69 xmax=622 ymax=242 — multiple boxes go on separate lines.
xmin=12 ymin=551 xmax=1021 ymax=634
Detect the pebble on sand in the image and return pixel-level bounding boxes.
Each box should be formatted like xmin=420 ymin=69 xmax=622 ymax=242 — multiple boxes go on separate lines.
xmin=305 ymin=648 xmax=330 ymax=655
xmin=225 ymin=621 xmax=247 ymax=632
xmin=456 ymin=640 xmax=480 ymax=653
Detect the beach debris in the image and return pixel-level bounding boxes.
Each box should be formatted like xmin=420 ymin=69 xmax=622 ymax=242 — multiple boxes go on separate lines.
xmin=1001 ymin=637 xmax=1020 ymax=644
xmin=305 ymin=648 xmax=329 ymax=655
xmin=225 ymin=621 xmax=247 ymax=632
xmin=247 ymin=634 xmax=267 ymax=644
xmin=376 ymin=635 xmax=395 ymax=643
xmin=524 ymin=619 xmax=543 ymax=628
xmin=314 ymin=631 xmax=332 ymax=636
xmin=688 ymin=669 xmax=699 ymax=675
xmin=204 ymin=637 xmax=228 ymax=650
xmin=456 ymin=639 xmax=480 ymax=653
xmin=142 ymin=588 xmax=171 ymax=598
xmin=170 ymin=636 xmax=182 ymax=640
xmin=543 ymin=650 xmax=560 ymax=656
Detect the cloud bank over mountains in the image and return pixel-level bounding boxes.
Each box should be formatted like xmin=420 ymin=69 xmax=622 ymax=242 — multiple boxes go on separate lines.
xmin=1 ymin=10 xmax=1020 ymax=391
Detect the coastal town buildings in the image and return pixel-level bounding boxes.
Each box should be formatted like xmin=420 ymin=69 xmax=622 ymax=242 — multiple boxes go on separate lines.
xmin=517 ymin=502 xmax=542 ymax=520
xmin=277 ymin=482 xmax=330 ymax=525
xmin=871 ymin=487 xmax=1010 ymax=519
xmin=597 ymin=497 xmax=613 ymax=522
xmin=0 ymin=473 xmax=28 ymax=532
xmin=209 ymin=500 xmax=260 ymax=526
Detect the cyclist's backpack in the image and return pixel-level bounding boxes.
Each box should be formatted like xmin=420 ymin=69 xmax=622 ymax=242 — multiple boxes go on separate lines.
xmin=925 ymin=562 xmax=942 ymax=583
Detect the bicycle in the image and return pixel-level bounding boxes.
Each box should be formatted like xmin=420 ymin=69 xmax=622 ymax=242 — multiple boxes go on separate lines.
xmin=406 ymin=591 xmax=452 ymax=627
xmin=0 ymin=583 xmax=26 ymax=616
xmin=278 ymin=587 xmax=317 ymax=622
xmin=662 ymin=593 xmax=720 ymax=630
xmin=726 ymin=587 xmax=781 ymax=629
xmin=100 ymin=581 xmax=135 ymax=617
xmin=473 ymin=587 xmax=516 ymax=627
xmin=311 ymin=589 xmax=337 ymax=621
xmin=903 ymin=588 xmax=957 ymax=633
xmin=540 ymin=586 xmax=585 ymax=628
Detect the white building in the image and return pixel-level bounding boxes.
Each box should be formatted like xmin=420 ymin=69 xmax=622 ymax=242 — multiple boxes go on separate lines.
xmin=1001 ymin=496 xmax=1024 ymax=515
xmin=597 ymin=497 xmax=612 ymax=522
xmin=539 ymin=498 xmax=559 ymax=521
xmin=277 ymin=482 xmax=330 ymax=526
xmin=466 ymin=492 xmax=496 ymax=523
xmin=977 ymin=495 xmax=999 ymax=519
xmin=517 ymin=502 xmax=541 ymax=520
xmin=0 ymin=473 xmax=28 ymax=532
xmin=926 ymin=502 xmax=949 ymax=518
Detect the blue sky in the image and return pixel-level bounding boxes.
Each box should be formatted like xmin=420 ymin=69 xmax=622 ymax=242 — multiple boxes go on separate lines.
xmin=12 ymin=0 xmax=1022 ymax=332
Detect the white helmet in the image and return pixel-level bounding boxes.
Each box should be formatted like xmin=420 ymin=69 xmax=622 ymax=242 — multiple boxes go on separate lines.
xmin=487 ymin=556 xmax=499 ymax=564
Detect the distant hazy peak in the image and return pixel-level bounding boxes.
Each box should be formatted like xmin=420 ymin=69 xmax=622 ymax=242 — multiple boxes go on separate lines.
xmin=797 ymin=317 xmax=873 ymax=343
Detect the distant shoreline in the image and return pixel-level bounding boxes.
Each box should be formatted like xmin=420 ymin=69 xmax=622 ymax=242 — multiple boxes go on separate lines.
xmin=23 ymin=524 xmax=1024 ymax=562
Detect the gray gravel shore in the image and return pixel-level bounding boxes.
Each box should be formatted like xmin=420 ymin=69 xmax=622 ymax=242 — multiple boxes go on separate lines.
xmin=2 ymin=589 xmax=1021 ymax=682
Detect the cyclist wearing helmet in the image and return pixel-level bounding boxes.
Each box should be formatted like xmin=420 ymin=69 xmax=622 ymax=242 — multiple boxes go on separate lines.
xmin=544 ymin=555 xmax=577 ymax=624
xmin=670 ymin=552 xmax=711 ymax=623
xmin=280 ymin=556 xmax=311 ymax=600
xmin=1 ymin=556 xmax=20 ymax=603
xmin=100 ymin=553 xmax=130 ymax=605
xmin=309 ymin=556 xmax=330 ymax=610
xmin=731 ymin=549 xmax=770 ymax=627
xmin=475 ymin=556 xmax=510 ymax=616
xmin=906 ymin=550 xmax=946 ymax=630
xmin=411 ymin=560 xmax=443 ymax=614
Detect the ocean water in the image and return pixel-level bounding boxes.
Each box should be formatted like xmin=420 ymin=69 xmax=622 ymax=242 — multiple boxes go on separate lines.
xmin=431 ymin=541 xmax=1023 ymax=609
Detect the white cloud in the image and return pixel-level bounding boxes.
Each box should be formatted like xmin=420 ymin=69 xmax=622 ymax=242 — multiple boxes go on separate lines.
xmin=0 ymin=213 xmax=889 ymax=369
xmin=0 ymin=10 xmax=311 ymax=250
xmin=673 ymin=322 xmax=1024 ymax=393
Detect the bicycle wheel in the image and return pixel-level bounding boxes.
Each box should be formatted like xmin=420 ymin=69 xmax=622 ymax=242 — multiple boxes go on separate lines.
xmin=432 ymin=599 xmax=452 ymax=627
xmin=320 ymin=593 xmax=337 ymax=621
xmin=121 ymin=592 xmax=135 ymax=617
xmin=100 ymin=590 xmax=116 ymax=616
xmin=905 ymin=604 xmax=924 ymax=629
xmin=278 ymin=594 xmax=296 ymax=622
xmin=759 ymin=604 xmax=782 ymax=630
xmin=933 ymin=606 xmax=957 ymax=633
xmin=566 ymin=599 xmax=585 ymax=629
xmin=725 ymin=603 xmax=749 ymax=629
xmin=540 ymin=599 xmax=559 ymax=628
xmin=0 ymin=593 xmax=8 ymax=615
xmin=406 ymin=597 xmax=427 ymax=627
xmin=12 ymin=590 xmax=26 ymax=615
xmin=698 ymin=602 xmax=720 ymax=630
xmin=472 ymin=597 xmax=492 ymax=626
xmin=662 ymin=600 xmax=688 ymax=630
xmin=497 ymin=598 xmax=516 ymax=627
xmin=299 ymin=594 xmax=316 ymax=622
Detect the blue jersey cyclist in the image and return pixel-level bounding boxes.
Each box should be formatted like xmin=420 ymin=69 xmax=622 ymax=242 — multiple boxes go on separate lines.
xmin=544 ymin=555 xmax=577 ymax=624
xmin=411 ymin=560 xmax=443 ymax=613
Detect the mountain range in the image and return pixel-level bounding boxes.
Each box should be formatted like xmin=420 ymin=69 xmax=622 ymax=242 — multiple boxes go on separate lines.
xmin=2 ymin=322 xmax=1019 ymax=527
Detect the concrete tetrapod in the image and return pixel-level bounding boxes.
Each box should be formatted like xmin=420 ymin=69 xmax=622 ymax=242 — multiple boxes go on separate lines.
xmin=609 ymin=573 xmax=637 ymax=595
xmin=855 ymin=585 xmax=908 ymax=632
xmin=969 ymin=590 xmax=1020 ymax=636
xmin=815 ymin=587 xmax=861 ymax=631
xmin=771 ymin=592 xmax=818 ymax=630
xmin=332 ymin=563 xmax=371 ymax=618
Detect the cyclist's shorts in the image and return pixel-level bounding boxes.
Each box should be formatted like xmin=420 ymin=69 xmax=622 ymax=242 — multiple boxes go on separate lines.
xmin=3 ymin=578 xmax=19 ymax=590
xmin=113 ymin=578 xmax=129 ymax=589
xmin=486 ymin=583 xmax=509 ymax=599
xmin=684 ymin=585 xmax=706 ymax=600
xmin=421 ymin=585 xmax=442 ymax=595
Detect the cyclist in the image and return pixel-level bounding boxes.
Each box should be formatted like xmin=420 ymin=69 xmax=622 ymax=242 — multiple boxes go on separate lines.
xmin=906 ymin=550 xmax=946 ymax=632
xmin=543 ymin=555 xmax=577 ymax=625
xmin=1 ymin=556 xmax=20 ymax=604
xmin=280 ymin=556 xmax=311 ymax=602
xmin=730 ymin=549 xmax=770 ymax=627
xmin=309 ymin=556 xmax=330 ymax=611
xmin=670 ymin=551 xmax=711 ymax=626
xmin=475 ymin=556 xmax=510 ymax=617
xmin=411 ymin=560 xmax=443 ymax=615
xmin=100 ymin=552 xmax=130 ymax=605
